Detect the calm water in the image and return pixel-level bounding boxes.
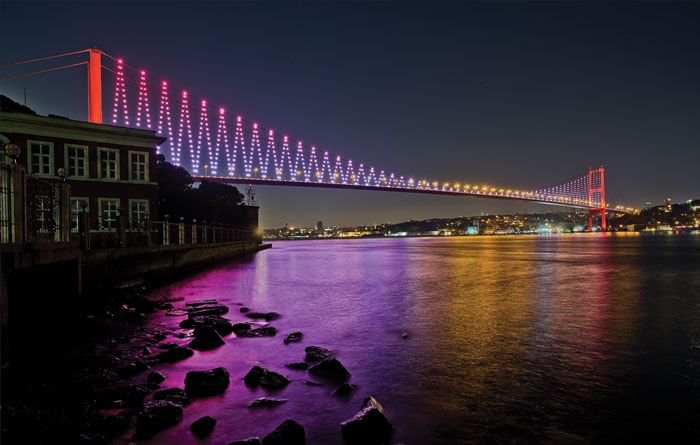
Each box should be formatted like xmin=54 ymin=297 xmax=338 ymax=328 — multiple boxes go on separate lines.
xmin=129 ymin=233 xmax=700 ymax=445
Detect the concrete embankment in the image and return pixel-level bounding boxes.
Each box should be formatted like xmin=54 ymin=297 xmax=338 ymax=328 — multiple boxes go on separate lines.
xmin=82 ymin=241 xmax=272 ymax=291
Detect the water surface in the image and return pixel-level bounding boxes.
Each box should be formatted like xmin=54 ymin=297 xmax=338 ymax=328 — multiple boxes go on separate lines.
xmin=131 ymin=233 xmax=700 ymax=444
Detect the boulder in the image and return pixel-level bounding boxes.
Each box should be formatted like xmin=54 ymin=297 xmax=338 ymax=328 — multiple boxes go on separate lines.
xmin=262 ymin=419 xmax=305 ymax=445
xmin=190 ymin=415 xmax=216 ymax=437
xmin=93 ymin=383 xmax=159 ymax=408
xmin=304 ymin=346 xmax=333 ymax=362
xmin=189 ymin=327 xmax=226 ymax=350
xmin=147 ymin=371 xmax=167 ymax=384
xmin=181 ymin=314 xmax=233 ymax=336
xmin=246 ymin=326 xmax=277 ymax=337
xmin=283 ymin=332 xmax=303 ymax=344
xmin=245 ymin=311 xmax=281 ymax=321
xmin=244 ymin=365 xmax=290 ymax=389
xmin=153 ymin=387 xmax=189 ymax=406
xmin=232 ymin=322 xmax=251 ymax=336
xmin=308 ymin=357 xmax=351 ymax=382
xmin=117 ymin=360 xmax=149 ymax=378
xmin=248 ymin=397 xmax=288 ymax=408
xmin=188 ymin=304 xmax=229 ymax=317
xmin=134 ymin=400 xmax=183 ymax=440
xmin=185 ymin=367 xmax=230 ymax=397
xmin=285 ymin=362 xmax=309 ymax=371
xmin=332 ymin=382 xmax=356 ymax=397
xmin=154 ymin=346 xmax=194 ymax=363
xmin=340 ymin=396 xmax=393 ymax=445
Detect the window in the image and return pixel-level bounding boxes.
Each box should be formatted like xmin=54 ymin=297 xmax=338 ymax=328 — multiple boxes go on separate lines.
xmin=129 ymin=199 xmax=149 ymax=231
xmin=129 ymin=151 xmax=148 ymax=182
xmin=66 ymin=145 xmax=88 ymax=178
xmin=98 ymin=198 xmax=120 ymax=231
xmin=29 ymin=141 xmax=53 ymax=176
xmin=70 ymin=197 xmax=89 ymax=232
xmin=98 ymin=148 xmax=119 ymax=180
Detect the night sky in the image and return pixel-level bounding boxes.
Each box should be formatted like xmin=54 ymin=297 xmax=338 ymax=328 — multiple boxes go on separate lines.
xmin=2 ymin=1 xmax=698 ymax=228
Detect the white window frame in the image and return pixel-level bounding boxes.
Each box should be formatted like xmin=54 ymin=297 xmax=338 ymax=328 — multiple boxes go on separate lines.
xmin=28 ymin=140 xmax=54 ymax=177
xmin=66 ymin=144 xmax=89 ymax=179
xmin=98 ymin=147 xmax=120 ymax=180
xmin=129 ymin=150 xmax=149 ymax=182
xmin=70 ymin=197 xmax=89 ymax=232
xmin=128 ymin=199 xmax=149 ymax=231
xmin=98 ymin=198 xmax=120 ymax=231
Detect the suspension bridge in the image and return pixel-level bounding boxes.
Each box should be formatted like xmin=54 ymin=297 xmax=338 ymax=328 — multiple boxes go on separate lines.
xmin=1 ymin=48 xmax=636 ymax=229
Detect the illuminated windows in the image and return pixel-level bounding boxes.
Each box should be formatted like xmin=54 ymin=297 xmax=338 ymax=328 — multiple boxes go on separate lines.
xmin=98 ymin=198 xmax=120 ymax=231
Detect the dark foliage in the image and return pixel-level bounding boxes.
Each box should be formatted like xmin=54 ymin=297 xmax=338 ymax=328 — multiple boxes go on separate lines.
xmin=156 ymin=155 xmax=245 ymax=225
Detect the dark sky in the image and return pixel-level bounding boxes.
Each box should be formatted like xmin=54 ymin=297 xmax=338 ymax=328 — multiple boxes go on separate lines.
xmin=2 ymin=1 xmax=699 ymax=228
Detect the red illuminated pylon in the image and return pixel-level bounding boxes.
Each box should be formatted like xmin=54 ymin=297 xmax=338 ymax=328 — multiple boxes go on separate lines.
xmin=588 ymin=166 xmax=606 ymax=230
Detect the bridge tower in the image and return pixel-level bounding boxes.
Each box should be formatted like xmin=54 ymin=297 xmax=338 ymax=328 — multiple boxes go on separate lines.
xmin=87 ymin=48 xmax=102 ymax=124
xmin=588 ymin=166 xmax=607 ymax=231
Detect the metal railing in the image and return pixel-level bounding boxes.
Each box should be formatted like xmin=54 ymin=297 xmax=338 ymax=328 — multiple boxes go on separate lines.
xmin=73 ymin=214 xmax=260 ymax=249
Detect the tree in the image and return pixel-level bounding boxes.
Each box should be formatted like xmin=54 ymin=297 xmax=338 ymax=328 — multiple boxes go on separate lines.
xmin=156 ymin=156 xmax=246 ymax=225
xmin=156 ymin=155 xmax=195 ymax=220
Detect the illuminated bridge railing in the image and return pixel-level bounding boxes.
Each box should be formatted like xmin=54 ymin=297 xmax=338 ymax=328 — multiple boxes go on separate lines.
xmin=96 ymin=52 xmax=617 ymax=211
xmin=2 ymin=48 xmax=627 ymax=212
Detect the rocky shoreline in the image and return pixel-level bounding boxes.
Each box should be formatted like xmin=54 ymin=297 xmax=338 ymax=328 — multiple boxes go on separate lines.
xmin=1 ymin=285 xmax=398 ymax=444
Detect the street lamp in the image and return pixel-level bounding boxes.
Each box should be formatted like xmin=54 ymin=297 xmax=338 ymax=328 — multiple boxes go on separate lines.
xmin=3 ymin=142 xmax=21 ymax=165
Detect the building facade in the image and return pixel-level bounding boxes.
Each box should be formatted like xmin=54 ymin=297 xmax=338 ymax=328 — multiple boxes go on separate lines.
xmin=1 ymin=111 xmax=165 ymax=245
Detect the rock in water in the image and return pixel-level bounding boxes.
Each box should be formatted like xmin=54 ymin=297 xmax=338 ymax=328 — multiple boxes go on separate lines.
xmin=284 ymin=331 xmax=303 ymax=344
xmin=304 ymin=345 xmax=333 ymax=362
xmin=244 ymin=365 xmax=290 ymax=389
xmin=340 ymin=396 xmax=393 ymax=445
xmin=134 ymin=400 xmax=183 ymax=440
xmin=308 ymin=357 xmax=351 ymax=382
xmin=189 ymin=327 xmax=225 ymax=350
xmin=190 ymin=415 xmax=216 ymax=437
xmin=184 ymin=367 xmax=230 ymax=397
xmin=262 ymin=419 xmax=305 ymax=445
